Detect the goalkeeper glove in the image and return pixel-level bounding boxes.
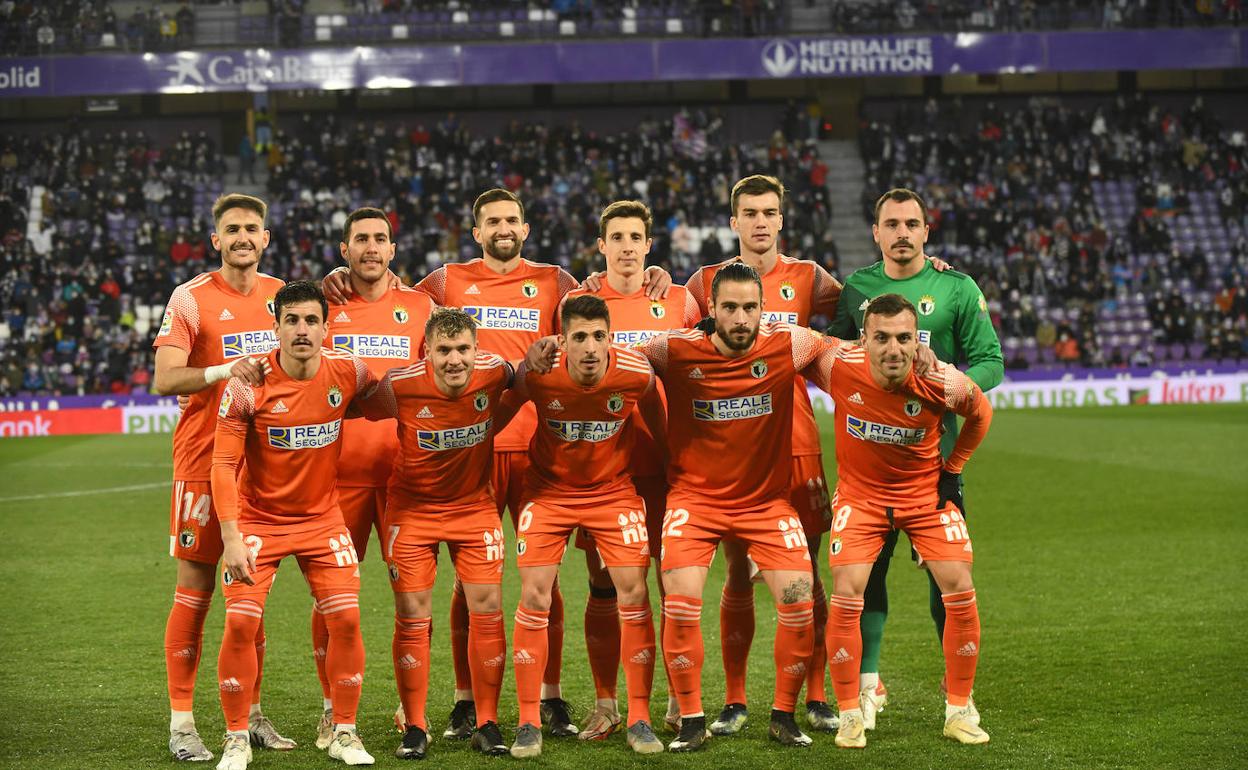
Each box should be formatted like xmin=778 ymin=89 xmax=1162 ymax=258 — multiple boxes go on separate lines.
xmin=937 ymin=469 xmax=964 ymax=513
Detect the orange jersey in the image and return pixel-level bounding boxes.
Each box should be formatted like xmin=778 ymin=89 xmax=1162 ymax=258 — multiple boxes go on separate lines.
xmin=560 ymin=282 xmax=700 ymax=477
xmin=520 ymin=346 xmax=655 ymax=503
xmin=636 ymin=323 xmax=837 ymax=510
xmin=153 ymin=270 xmax=285 ymax=480
xmin=324 ymin=286 xmax=435 ymax=487
xmin=416 ymin=258 xmax=578 ymax=451
xmin=211 ymin=349 xmax=375 ymax=525
xmin=362 ymin=352 xmax=511 ymax=509
xmin=805 ymin=347 xmax=992 ymax=508
xmin=687 ymin=255 xmax=841 ymax=457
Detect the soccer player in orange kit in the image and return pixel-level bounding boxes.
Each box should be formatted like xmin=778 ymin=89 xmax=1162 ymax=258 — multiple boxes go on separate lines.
xmin=683 ymin=175 xmax=843 ymax=734
xmin=502 ymin=295 xmax=668 ymax=758
xmin=633 ymin=262 xmax=845 ymax=752
xmin=153 ymin=193 xmax=291 ymax=761
xmin=802 ymin=294 xmax=992 ymax=749
xmin=309 ymin=207 xmax=434 ymax=747
xmin=355 ymin=307 xmax=514 ymax=760
xmin=560 ymin=201 xmax=700 ymax=738
xmin=210 ymin=281 xmax=378 ymax=769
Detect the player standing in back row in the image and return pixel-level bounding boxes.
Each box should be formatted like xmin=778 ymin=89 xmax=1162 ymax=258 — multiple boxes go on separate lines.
xmin=827 ymin=188 xmax=1003 ymax=730
xmin=153 ymin=193 xmax=292 ymax=761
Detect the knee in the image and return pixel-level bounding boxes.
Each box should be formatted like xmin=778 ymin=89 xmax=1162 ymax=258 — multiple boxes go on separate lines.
xmin=223 ymin=602 xmax=262 ymax=640
xmin=467 ymin=590 xmax=501 ymax=615
xmin=322 ymin=606 xmax=362 ymax=635
xmin=519 ymin=585 xmax=552 ymax=613
xmin=616 ymin=580 xmax=649 ymax=608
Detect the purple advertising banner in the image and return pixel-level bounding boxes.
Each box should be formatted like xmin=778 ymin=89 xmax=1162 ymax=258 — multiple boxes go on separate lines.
xmin=0 ymin=28 xmax=1241 ymax=98
xmin=0 ymin=393 xmax=174 ymax=412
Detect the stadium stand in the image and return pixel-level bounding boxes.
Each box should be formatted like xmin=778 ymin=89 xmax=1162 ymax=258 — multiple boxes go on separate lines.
xmin=4 ymin=0 xmax=1242 ymax=56
xmin=860 ymin=93 xmax=1248 ymax=372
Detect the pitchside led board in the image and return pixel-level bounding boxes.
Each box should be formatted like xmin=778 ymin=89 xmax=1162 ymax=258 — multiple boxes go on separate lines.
xmin=0 ymin=28 xmax=1243 ymax=98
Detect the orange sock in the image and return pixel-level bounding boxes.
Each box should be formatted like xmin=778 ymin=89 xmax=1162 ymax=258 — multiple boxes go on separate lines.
xmin=311 ymin=605 xmax=330 ymax=699
xmin=826 ymin=595 xmax=864 ymax=713
xmin=806 ymin=583 xmax=829 ymax=703
xmin=941 ymin=590 xmax=980 ymax=707
xmin=662 ymin=595 xmax=703 ymax=717
xmin=165 ymin=587 xmax=212 ymax=712
xmin=512 ymin=606 xmax=549 ymax=726
xmin=320 ymin=593 xmax=364 ymax=725
xmin=252 ymin=618 xmax=267 ymax=706
xmin=773 ymin=601 xmax=814 ymax=712
xmin=719 ymin=588 xmax=754 ymax=705
xmin=218 ymin=598 xmax=264 ymax=731
xmin=619 ymin=604 xmax=655 ymax=726
xmin=469 ymin=611 xmax=507 ymax=726
xmin=585 ymin=594 xmax=620 ymax=700
xmin=394 ymin=615 xmax=430 ymax=730
xmin=450 ymin=584 xmax=472 ymax=694
xmin=544 ymin=587 xmax=564 ymax=690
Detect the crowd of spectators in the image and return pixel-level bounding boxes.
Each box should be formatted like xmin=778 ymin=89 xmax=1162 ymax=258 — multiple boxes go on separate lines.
xmin=0 ymin=108 xmax=834 ymax=396
xmin=4 ymin=0 xmax=1241 ymax=56
xmin=860 ymin=92 xmax=1248 ymax=368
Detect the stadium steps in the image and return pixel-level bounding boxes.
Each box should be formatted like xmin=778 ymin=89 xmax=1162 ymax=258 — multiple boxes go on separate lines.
xmin=194 ymin=4 xmax=240 ymax=47
xmin=224 ymin=156 xmax=269 ymax=198
xmin=789 ymin=4 xmax=832 ymax=32
xmin=819 ymin=139 xmax=877 ymax=271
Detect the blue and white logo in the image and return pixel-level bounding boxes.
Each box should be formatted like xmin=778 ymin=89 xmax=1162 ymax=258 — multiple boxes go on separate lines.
xmin=545 ymin=419 xmax=624 ymax=443
xmin=416 ymin=419 xmax=492 ymax=451
xmin=331 ymin=334 xmax=411 ymax=359
xmin=222 ymin=330 xmax=278 ymax=358
xmin=762 ymin=40 xmax=799 ymax=77
xmin=845 ymin=415 xmax=925 ymax=445
xmin=267 ymin=419 xmax=342 ymax=450
xmin=463 ymin=305 xmax=541 ymax=332
xmin=692 ymin=394 xmax=773 ymax=421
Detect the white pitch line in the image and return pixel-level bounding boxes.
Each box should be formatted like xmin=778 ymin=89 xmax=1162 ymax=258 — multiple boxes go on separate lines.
xmin=0 ymin=481 xmax=167 ymax=503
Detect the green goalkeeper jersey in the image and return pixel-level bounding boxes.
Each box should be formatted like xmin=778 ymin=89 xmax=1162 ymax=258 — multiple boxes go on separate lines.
xmin=827 ymin=259 xmax=1004 ymax=454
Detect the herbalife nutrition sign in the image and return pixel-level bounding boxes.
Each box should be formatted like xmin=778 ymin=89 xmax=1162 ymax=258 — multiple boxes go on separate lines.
xmin=761 ymin=38 xmax=935 ymax=77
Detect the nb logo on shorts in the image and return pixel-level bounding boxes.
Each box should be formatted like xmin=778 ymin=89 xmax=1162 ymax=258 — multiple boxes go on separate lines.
xmin=940 ymin=509 xmax=969 ymax=543
xmin=483 ymin=528 xmax=505 ymax=562
xmin=617 ymin=510 xmax=648 ymax=546
xmin=328 ymin=534 xmax=359 ymax=567
xmin=777 ymin=516 xmax=808 ymax=550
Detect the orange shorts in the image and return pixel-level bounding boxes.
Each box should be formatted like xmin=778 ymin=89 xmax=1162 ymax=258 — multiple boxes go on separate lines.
xmin=573 ymin=474 xmax=667 ymax=558
xmin=169 ymin=480 xmax=223 ymax=565
xmin=791 ymin=455 xmax=832 ymax=537
xmin=222 ymin=512 xmax=361 ymax=601
xmin=492 ymin=451 xmax=530 ymax=527
xmin=517 ymin=495 xmax=652 ymax=569
xmin=660 ymin=493 xmax=813 ymax=573
xmin=383 ymin=499 xmax=505 ymax=593
xmin=826 ymin=487 xmax=974 ymax=567
xmin=337 ymin=485 xmax=387 ymax=561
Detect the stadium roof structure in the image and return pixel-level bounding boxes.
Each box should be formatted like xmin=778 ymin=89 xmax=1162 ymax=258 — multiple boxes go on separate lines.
xmin=1 ymin=28 xmax=1244 ymax=99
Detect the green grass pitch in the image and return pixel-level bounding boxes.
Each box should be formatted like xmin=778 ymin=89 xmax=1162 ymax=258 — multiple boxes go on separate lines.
xmin=1 ymin=404 xmax=1245 ymax=768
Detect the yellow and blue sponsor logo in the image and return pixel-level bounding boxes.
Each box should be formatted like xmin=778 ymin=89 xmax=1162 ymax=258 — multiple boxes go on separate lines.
xmin=222 ymin=329 xmax=278 ymax=358
xmin=416 ymin=418 xmax=492 ymax=452
xmin=845 ymin=414 xmax=925 ymax=446
xmin=545 ymin=419 xmax=623 ymax=443
xmin=691 ymin=394 xmax=772 ymax=421
xmin=267 ymin=419 xmax=342 ymax=450
xmin=463 ymin=305 xmax=541 ymax=332
xmin=331 ymin=334 xmax=411 ymax=359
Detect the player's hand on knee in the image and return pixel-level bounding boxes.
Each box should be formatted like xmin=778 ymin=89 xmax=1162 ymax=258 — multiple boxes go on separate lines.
xmin=642 ymin=265 xmax=672 ymax=299
xmin=321 ymin=266 xmax=353 ymax=304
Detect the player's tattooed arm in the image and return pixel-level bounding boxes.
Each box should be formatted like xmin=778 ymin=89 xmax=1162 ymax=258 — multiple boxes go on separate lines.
xmin=780 ymin=577 xmax=813 ymax=604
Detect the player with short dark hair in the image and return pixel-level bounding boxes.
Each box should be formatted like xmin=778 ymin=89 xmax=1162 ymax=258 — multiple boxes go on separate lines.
xmin=827 ymin=188 xmax=1003 ymax=729
xmin=806 ymin=293 xmax=993 ymax=749
xmin=153 ymin=192 xmax=292 ymax=762
xmin=211 ymin=280 xmax=379 ymax=769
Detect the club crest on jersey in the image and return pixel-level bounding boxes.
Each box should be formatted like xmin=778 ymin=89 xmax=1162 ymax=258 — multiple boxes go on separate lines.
xmin=649 ymin=301 xmax=666 ymax=319
xmin=607 ymin=392 xmax=625 ymax=413
xmin=159 ymin=308 xmax=174 ymax=337
xmin=474 ymin=390 xmax=489 ymax=411
xmin=830 ymin=537 xmax=843 ymax=556
xmin=393 ymin=305 xmax=409 ymax=324
xmin=904 ymin=399 xmax=922 ymax=417
xmin=327 ymin=385 xmax=344 ymax=408
xmin=779 ymin=281 xmax=796 ymax=301
xmin=222 ymin=571 xmax=233 ymax=586
xmin=516 ymin=536 xmax=527 ymax=555
xmin=179 ymin=528 xmax=196 ymax=548
xmin=265 ymin=297 xmax=275 ymax=316
xmin=521 ymin=280 xmax=539 ymax=298
xmin=388 ymin=562 xmax=399 ymax=582
xmin=750 ymin=359 xmax=768 ymax=379
xmin=918 ymin=294 xmax=936 ymax=316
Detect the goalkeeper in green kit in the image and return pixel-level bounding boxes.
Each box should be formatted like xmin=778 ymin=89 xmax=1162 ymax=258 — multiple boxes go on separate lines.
xmin=826 ymin=188 xmax=1004 ymax=729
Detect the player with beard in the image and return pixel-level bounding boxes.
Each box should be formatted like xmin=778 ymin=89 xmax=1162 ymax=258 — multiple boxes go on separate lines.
xmin=322 ymin=189 xmax=672 ymax=740
xmin=826 ymin=189 xmax=1002 ymax=731
xmin=154 ymin=193 xmax=293 ymax=762
xmin=308 ymin=208 xmax=435 ymax=748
